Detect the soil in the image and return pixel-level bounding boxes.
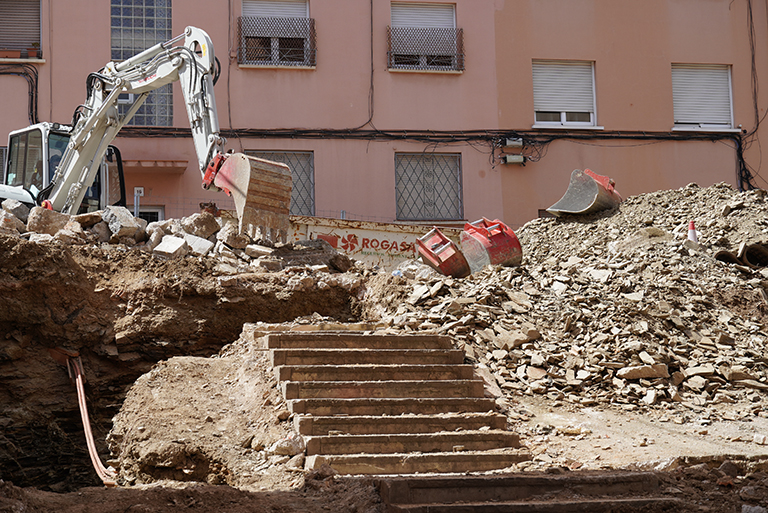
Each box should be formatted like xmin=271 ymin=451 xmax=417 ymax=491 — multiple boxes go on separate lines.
xmin=3 ymin=182 xmax=768 ymax=512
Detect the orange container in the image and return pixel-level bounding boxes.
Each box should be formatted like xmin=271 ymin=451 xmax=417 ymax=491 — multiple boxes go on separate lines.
xmin=460 ymin=218 xmax=522 ymax=273
xmin=416 ymin=227 xmax=471 ymax=278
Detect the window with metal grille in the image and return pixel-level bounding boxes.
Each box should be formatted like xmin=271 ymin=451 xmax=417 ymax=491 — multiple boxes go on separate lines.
xmin=388 ymin=2 xmax=463 ymax=72
xmin=239 ymin=0 xmax=316 ymax=67
xmin=395 ymin=153 xmax=462 ymax=221
xmin=0 ymin=0 xmax=40 ymax=57
xmin=110 ymin=0 xmax=173 ymax=126
xmin=672 ymin=64 xmax=733 ymax=129
xmin=246 ymin=151 xmax=314 ymax=216
xmin=532 ymin=60 xmax=596 ymax=127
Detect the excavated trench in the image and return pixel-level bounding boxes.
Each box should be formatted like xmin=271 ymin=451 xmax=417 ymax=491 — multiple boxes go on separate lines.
xmin=0 ymin=234 xmax=362 ymax=490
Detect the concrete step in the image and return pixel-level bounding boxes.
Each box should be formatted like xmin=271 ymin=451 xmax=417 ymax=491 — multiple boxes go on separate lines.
xmin=266 ymin=332 xmax=453 ymax=349
xmin=305 ymin=430 xmax=520 ymax=455
xmin=271 ymin=348 xmax=465 ymax=366
xmin=275 ymin=364 xmax=475 ymax=382
xmin=282 ymin=379 xmax=484 ymax=400
xmin=377 ymin=472 xmax=664 ymax=506
xmin=288 ymin=397 xmax=498 ymax=416
xmin=295 ymin=412 xmax=507 ymax=436
xmin=383 ymin=497 xmax=683 ymax=513
xmin=305 ymin=450 xmax=531 ymax=475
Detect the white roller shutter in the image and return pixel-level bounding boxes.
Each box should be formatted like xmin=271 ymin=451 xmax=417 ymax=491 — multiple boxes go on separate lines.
xmin=672 ymin=64 xmax=732 ymax=126
xmin=391 ymin=2 xmax=455 ymax=28
xmin=0 ymin=0 xmax=40 ymax=50
xmin=243 ymin=0 xmax=308 ymax=18
xmin=532 ymin=61 xmax=595 ymax=113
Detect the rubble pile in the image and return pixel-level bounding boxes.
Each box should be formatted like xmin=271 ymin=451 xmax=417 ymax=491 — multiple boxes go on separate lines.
xmin=0 ymin=201 xmax=353 ymax=274
xmin=371 ymin=183 xmax=768 ymax=420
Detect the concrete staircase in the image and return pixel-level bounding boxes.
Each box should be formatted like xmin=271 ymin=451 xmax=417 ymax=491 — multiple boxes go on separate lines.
xmin=376 ymin=472 xmax=683 ymax=512
xmin=267 ymin=331 xmax=529 ymax=475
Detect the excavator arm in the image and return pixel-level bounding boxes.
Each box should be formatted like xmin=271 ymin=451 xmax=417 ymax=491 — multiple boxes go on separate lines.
xmin=42 ymin=26 xmax=291 ymax=235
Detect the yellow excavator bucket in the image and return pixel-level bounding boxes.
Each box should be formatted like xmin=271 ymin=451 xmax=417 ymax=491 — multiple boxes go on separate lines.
xmin=213 ymin=153 xmax=293 ymax=239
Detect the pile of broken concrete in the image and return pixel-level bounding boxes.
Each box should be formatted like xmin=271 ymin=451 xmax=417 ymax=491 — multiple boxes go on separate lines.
xmin=0 ymin=201 xmax=352 ymax=274
xmin=372 ymin=182 xmax=768 ymax=423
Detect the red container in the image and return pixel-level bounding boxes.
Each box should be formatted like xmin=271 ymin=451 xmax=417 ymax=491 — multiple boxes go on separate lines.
xmin=416 ymin=227 xmax=471 ymax=278
xmin=460 ymin=218 xmax=522 ymax=273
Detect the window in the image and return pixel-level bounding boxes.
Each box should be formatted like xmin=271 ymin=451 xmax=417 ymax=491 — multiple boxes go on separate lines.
xmin=246 ymin=151 xmax=314 ymax=216
xmin=110 ymin=0 xmax=173 ymax=126
xmin=672 ymin=64 xmax=733 ymax=129
xmin=388 ymin=2 xmax=463 ymax=72
xmin=0 ymin=0 xmax=41 ymax=57
xmin=395 ymin=153 xmax=462 ymax=221
xmin=239 ymin=0 xmax=316 ymax=67
xmin=532 ymin=60 xmax=596 ymax=127
xmin=134 ymin=206 xmax=164 ymax=224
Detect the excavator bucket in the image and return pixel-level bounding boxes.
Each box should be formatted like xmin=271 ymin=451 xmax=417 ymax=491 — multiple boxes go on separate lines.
xmin=546 ymin=169 xmax=622 ymax=217
xmin=213 ymin=153 xmax=293 ymax=239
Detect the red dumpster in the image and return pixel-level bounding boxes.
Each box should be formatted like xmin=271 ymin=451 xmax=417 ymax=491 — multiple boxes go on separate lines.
xmin=460 ymin=218 xmax=522 ymax=273
xmin=416 ymin=227 xmax=471 ymax=278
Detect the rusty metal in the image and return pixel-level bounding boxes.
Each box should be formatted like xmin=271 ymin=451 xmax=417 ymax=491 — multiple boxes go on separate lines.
xmin=416 ymin=227 xmax=471 ymax=278
xmin=546 ymin=169 xmax=623 ymax=217
xmin=387 ymin=26 xmax=464 ymax=71
xmin=460 ymin=218 xmax=523 ymax=273
xmin=238 ymin=16 xmax=316 ymax=66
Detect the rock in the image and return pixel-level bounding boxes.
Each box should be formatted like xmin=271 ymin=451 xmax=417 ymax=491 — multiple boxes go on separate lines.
xmin=72 ymin=211 xmax=103 ymax=228
xmin=217 ymin=221 xmax=250 ymax=249
xmin=475 ymin=364 xmax=503 ymax=398
xmin=183 ymin=233 xmax=215 ymax=256
xmin=102 ymin=205 xmax=141 ymax=238
xmin=616 ymin=364 xmax=669 ymax=380
xmin=753 ymin=433 xmax=768 ymax=445
xmin=153 ymin=235 xmax=189 ymax=258
xmin=245 ymin=244 xmax=274 ymax=258
xmin=181 ymin=211 xmax=221 ymax=239
xmin=0 ymin=210 xmax=25 ymax=233
xmin=267 ymin=434 xmax=305 ymax=456
xmin=2 ymin=199 xmax=30 ymax=224
xmin=26 ymin=206 xmax=70 ymax=235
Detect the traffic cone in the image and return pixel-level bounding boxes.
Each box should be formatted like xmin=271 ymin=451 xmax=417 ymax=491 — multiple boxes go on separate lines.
xmin=688 ymin=221 xmax=698 ymax=243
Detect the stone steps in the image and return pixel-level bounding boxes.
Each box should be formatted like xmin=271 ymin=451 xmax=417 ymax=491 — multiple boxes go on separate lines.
xmin=376 ymin=472 xmax=683 ymax=512
xmin=268 ymin=331 xmax=528 ymax=475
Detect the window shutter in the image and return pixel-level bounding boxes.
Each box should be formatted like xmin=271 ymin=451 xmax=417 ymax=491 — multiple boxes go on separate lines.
xmin=243 ymin=0 xmax=308 ymax=18
xmin=0 ymin=0 xmax=40 ymax=51
xmin=391 ymin=2 xmax=455 ymax=28
xmin=672 ymin=64 xmax=732 ymax=125
xmin=532 ymin=61 xmax=595 ymax=113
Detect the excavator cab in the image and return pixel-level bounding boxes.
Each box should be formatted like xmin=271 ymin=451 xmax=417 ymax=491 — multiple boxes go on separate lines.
xmin=3 ymin=123 xmax=126 ymax=212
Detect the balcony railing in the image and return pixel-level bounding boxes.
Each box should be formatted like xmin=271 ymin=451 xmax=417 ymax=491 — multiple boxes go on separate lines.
xmin=387 ymin=26 xmax=464 ymax=72
xmin=238 ymin=16 xmax=316 ymax=67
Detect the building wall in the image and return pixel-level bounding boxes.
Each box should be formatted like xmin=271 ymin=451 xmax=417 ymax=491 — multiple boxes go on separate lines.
xmin=1 ymin=0 xmax=766 ymax=227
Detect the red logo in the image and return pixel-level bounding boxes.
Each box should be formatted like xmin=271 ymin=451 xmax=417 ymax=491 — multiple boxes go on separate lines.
xmin=341 ymin=234 xmax=358 ymax=252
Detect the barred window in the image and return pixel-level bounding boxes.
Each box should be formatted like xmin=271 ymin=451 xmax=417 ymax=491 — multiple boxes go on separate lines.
xmin=388 ymin=2 xmax=463 ymax=72
xmin=246 ymin=151 xmax=314 ymax=216
xmin=0 ymin=0 xmax=40 ymax=56
xmin=239 ymin=0 xmax=316 ymax=67
xmin=110 ymin=0 xmax=173 ymax=126
xmin=395 ymin=153 xmax=462 ymax=221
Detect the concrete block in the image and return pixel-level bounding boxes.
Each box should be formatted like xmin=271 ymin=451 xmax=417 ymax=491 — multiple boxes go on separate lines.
xmin=29 ymin=233 xmax=55 ymax=244
xmin=72 ymin=211 xmax=103 ymax=228
xmin=217 ymin=221 xmax=250 ymax=249
xmin=0 ymin=210 xmax=25 ymax=233
xmin=26 ymin=207 xmax=70 ymax=235
xmin=245 ymin=244 xmax=274 ymax=258
xmin=102 ymin=206 xmax=141 ymax=238
xmin=181 ymin=212 xmax=220 ymax=239
xmin=153 ymin=235 xmax=189 ymax=258
xmin=183 ymin=233 xmax=215 ymax=256
xmin=89 ymin=221 xmax=112 ymax=243
xmin=2 ymin=199 xmax=30 ymax=223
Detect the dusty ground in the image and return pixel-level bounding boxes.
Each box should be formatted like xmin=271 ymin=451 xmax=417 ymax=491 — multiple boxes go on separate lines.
xmin=3 ymin=182 xmax=768 ymax=511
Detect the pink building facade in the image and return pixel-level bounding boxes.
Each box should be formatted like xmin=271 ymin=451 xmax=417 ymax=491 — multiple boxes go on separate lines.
xmin=1 ymin=0 xmax=766 ymax=227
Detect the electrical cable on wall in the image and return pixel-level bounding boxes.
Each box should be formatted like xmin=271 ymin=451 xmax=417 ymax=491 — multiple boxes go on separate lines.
xmin=0 ymin=64 xmax=39 ymax=125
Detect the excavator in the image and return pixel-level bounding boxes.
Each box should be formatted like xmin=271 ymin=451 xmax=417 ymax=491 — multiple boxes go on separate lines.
xmin=0 ymin=26 xmax=291 ymax=236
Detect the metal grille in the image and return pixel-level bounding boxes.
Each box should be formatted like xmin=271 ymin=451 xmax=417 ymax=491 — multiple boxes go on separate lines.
xmin=395 ymin=153 xmax=462 ymax=221
xmin=246 ymin=151 xmax=314 ymax=216
xmin=238 ymin=16 xmax=316 ymax=67
xmin=111 ymin=0 xmax=173 ymax=126
xmin=387 ymin=27 xmax=464 ymax=71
